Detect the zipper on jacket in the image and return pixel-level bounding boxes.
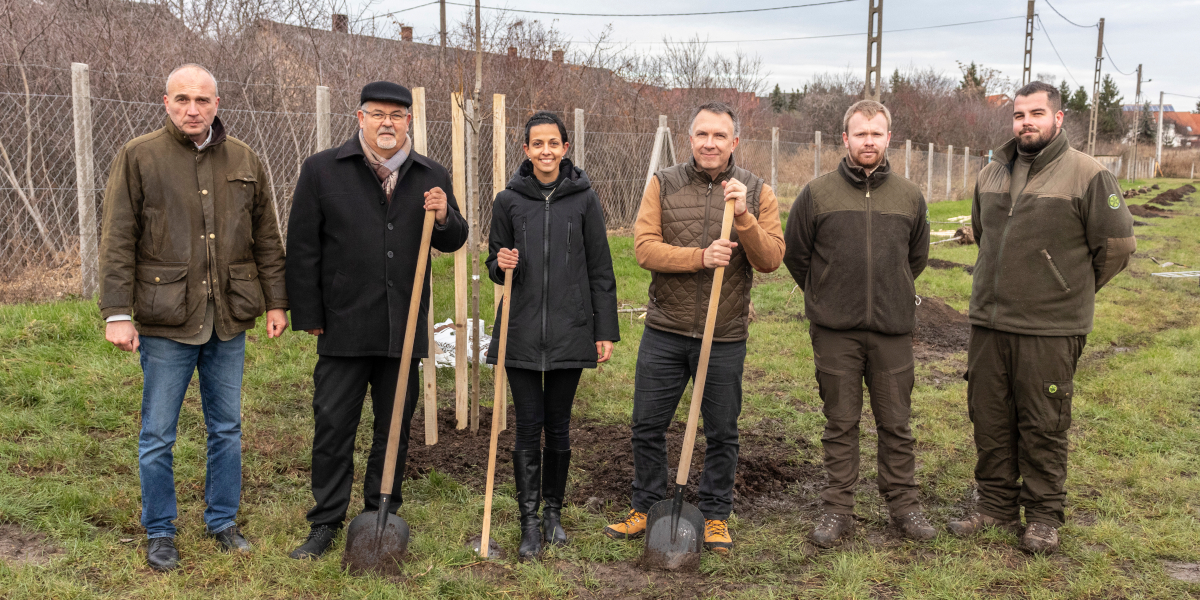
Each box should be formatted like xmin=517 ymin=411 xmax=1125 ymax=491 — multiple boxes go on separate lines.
xmin=1041 ymin=249 xmax=1071 ymax=292
xmin=566 ymin=217 xmax=573 ymax=256
xmin=541 ymin=192 xmax=552 ymax=370
xmin=864 ymin=175 xmax=873 ymax=328
xmin=693 ymin=181 xmax=714 ymax=337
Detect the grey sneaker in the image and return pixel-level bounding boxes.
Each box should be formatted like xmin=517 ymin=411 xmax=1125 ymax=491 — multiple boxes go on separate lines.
xmin=1020 ymin=522 xmax=1060 ymax=554
xmin=892 ymin=511 xmax=937 ymax=541
xmin=947 ymin=512 xmax=1020 ymax=537
xmin=809 ymin=513 xmax=855 ymax=548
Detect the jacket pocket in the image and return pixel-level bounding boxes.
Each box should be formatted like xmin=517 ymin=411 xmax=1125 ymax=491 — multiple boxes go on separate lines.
xmin=227 ymin=172 xmax=258 ymax=210
xmin=1040 ymin=249 xmax=1071 ymax=292
xmin=811 ymin=261 xmax=834 ymax=303
xmin=566 ymin=217 xmax=573 ymax=258
xmin=133 ymin=262 xmax=189 ymax=326
xmin=226 ymin=260 xmax=265 ymax=321
xmin=1043 ymin=380 xmax=1073 ymax=432
xmin=568 ymin=283 xmax=588 ymax=327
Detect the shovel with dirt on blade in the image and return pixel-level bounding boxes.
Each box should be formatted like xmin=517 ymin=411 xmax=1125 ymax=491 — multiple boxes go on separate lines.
xmin=642 ymin=197 xmax=736 ymax=572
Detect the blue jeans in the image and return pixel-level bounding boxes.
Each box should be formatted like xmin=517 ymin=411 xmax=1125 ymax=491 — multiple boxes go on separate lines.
xmin=138 ymin=333 xmax=246 ymax=539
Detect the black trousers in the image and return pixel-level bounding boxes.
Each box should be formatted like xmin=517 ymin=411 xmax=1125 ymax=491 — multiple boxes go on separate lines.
xmin=630 ymin=326 xmax=746 ymax=520
xmin=506 ymin=367 xmax=583 ymax=452
xmin=306 ymin=355 xmax=419 ymax=528
xmin=967 ymin=326 xmax=1085 ymax=527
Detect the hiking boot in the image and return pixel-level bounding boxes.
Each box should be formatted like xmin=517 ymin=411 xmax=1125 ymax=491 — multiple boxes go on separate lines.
xmin=892 ymin=511 xmax=937 ymax=541
xmin=947 ymin=512 xmax=1020 ymax=538
xmin=603 ymin=509 xmax=648 ymax=540
xmin=210 ymin=525 xmax=252 ymax=553
xmin=809 ymin=513 xmax=855 ymax=548
xmin=147 ymin=537 xmax=180 ymax=572
xmin=513 ymin=450 xmax=543 ymax=561
xmin=704 ymin=519 xmax=733 ymax=554
xmin=289 ymin=525 xmax=339 ymax=559
xmin=1020 ymin=522 xmax=1060 ymax=554
xmin=541 ymin=448 xmax=571 ymax=547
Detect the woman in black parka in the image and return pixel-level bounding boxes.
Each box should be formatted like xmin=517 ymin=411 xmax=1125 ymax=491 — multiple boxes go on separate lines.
xmin=486 ymin=111 xmax=619 ymax=560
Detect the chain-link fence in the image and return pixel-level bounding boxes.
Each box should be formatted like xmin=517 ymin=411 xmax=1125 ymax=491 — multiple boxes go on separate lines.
xmin=0 ymin=64 xmax=992 ymax=304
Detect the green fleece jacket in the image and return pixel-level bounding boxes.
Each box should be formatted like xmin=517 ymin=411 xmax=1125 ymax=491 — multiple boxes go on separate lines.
xmin=970 ymin=132 xmax=1136 ymax=336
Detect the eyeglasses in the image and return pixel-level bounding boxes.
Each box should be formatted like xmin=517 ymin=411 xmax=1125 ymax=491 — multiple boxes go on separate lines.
xmin=364 ymin=111 xmax=408 ymax=123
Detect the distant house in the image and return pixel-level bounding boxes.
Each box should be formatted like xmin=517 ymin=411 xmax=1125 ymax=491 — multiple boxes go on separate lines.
xmin=1161 ymin=112 xmax=1200 ymax=148
xmin=986 ymin=94 xmax=1011 ymax=107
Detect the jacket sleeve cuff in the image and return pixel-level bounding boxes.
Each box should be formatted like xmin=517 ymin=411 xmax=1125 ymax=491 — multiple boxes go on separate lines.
xmin=733 ymin=209 xmax=758 ymax=229
xmin=692 ymin=248 xmax=706 ymax=270
xmin=105 ymin=314 xmax=132 ymax=322
xmin=100 ymin=306 xmax=133 ymax=320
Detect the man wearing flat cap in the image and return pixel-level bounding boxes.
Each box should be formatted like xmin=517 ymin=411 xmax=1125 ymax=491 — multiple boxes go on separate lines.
xmin=286 ymin=81 xmax=468 ymax=558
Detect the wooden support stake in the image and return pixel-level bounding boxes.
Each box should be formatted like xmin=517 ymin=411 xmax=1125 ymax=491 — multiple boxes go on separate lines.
xmin=493 ymin=94 xmax=508 ymax=432
xmin=412 ymin=88 xmax=437 ymax=446
xmin=451 ymin=92 xmax=468 ymax=430
xmin=466 ymin=98 xmax=481 ymax=433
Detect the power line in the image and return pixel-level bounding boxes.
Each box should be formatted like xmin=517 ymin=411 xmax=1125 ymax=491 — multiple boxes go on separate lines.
xmin=1042 ymin=0 xmax=1097 ymax=28
xmin=1036 ymin=15 xmax=1080 ymax=88
xmin=1164 ymin=92 xmax=1200 ymax=100
xmin=616 ymin=15 xmax=1025 ymax=45
xmin=1103 ymin=44 xmax=1135 ymax=76
xmin=364 ymin=0 xmax=858 ymax=21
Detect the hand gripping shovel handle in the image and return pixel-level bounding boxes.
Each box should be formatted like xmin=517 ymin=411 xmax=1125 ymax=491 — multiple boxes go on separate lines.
xmin=478 ymin=268 xmax=514 ymax=557
xmin=376 ymin=210 xmax=437 ymax=536
xmin=674 ymin=198 xmax=736 ymax=488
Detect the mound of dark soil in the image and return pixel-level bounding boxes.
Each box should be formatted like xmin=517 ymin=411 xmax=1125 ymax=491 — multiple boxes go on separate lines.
xmin=913 ymin=296 xmax=969 ymax=361
xmin=1145 ymin=184 xmax=1196 ymax=207
xmin=927 ymin=258 xmax=974 ymax=275
xmin=407 ymin=407 xmax=819 ymax=519
xmin=1129 ymin=203 xmax=1172 ymax=218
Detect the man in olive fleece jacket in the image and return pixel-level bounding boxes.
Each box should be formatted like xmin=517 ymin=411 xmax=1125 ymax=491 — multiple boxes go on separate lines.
xmin=783 ymin=100 xmax=933 ymax=548
xmin=949 ymin=82 xmax=1135 ymax=554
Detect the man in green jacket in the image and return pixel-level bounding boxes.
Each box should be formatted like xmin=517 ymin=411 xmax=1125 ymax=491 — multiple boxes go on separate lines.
xmin=98 ymin=64 xmax=288 ymax=571
xmin=948 ymin=82 xmax=1135 ymax=554
xmin=783 ymin=100 xmax=934 ymax=548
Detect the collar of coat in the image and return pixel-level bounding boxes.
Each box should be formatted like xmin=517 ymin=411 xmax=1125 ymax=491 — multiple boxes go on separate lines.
xmin=683 ymin=153 xmax=739 ymax=185
xmin=837 ymin=155 xmax=892 ymax=190
xmin=165 ymin=115 xmax=227 ymax=149
xmin=506 ymin=157 xmax=591 ymax=200
xmin=993 ymin=130 xmax=1071 ymax=179
xmin=335 ymin=133 xmax=437 ymax=172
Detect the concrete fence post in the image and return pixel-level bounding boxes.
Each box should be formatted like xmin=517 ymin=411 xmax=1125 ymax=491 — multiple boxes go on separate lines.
xmin=574 ymin=108 xmax=585 ymax=170
xmin=905 ymin=140 xmax=911 ymax=179
xmin=963 ymin=146 xmax=969 ymax=191
xmin=770 ymin=127 xmax=778 ymax=191
xmin=814 ymin=131 xmax=822 ymax=178
xmin=927 ymin=143 xmax=934 ymax=199
xmin=72 ymin=62 xmax=97 ymax=298
xmin=946 ymin=145 xmax=954 ymax=200
xmin=315 ymin=86 xmax=330 ymax=152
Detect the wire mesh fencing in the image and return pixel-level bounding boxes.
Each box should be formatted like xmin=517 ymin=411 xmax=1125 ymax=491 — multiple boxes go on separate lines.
xmin=1 ymin=66 xmax=994 ymax=304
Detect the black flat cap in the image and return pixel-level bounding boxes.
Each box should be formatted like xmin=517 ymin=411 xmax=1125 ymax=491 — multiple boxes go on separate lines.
xmin=360 ymin=81 xmax=412 ymax=108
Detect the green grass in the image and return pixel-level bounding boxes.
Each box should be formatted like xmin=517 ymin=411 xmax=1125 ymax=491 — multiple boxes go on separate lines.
xmin=1 ymin=179 xmax=1199 ymax=598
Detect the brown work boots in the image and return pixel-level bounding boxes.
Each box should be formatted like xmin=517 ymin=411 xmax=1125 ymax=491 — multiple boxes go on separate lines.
xmin=946 ymin=512 xmax=1020 ymax=537
xmin=949 ymin=512 xmax=1060 ymax=554
xmin=891 ymin=511 xmax=937 ymax=541
xmin=808 ymin=513 xmax=855 ymax=548
xmin=1019 ymin=522 xmax=1060 ymax=554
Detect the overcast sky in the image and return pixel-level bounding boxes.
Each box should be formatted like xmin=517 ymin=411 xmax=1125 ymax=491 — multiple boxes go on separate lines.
xmin=359 ymin=0 xmax=1199 ymax=108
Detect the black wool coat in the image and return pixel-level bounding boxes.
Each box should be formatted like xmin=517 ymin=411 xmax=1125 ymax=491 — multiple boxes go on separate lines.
xmin=286 ymin=135 xmax=468 ymax=357
xmin=485 ymin=158 xmax=620 ymax=371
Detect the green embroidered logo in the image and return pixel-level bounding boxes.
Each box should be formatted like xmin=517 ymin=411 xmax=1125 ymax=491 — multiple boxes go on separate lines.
xmin=1107 ymin=194 xmax=1121 ymax=209
xmin=1048 ymin=384 xmax=1058 ymax=394
xmin=925 ymin=209 xmax=930 ymax=224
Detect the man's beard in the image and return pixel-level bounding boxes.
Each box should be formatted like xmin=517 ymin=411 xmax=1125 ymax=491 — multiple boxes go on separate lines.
xmin=1016 ymin=122 xmax=1058 ymax=153
xmin=850 ymin=147 xmax=884 ymax=170
xmin=376 ymin=128 xmax=398 ymax=150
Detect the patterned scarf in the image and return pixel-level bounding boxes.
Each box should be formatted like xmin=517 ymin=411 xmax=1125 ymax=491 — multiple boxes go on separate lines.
xmin=359 ymin=130 xmax=412 ymax=199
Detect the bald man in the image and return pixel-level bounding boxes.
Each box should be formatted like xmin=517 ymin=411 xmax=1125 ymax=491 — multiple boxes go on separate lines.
xmin=98 ymin=63 xmax=288 ymax=571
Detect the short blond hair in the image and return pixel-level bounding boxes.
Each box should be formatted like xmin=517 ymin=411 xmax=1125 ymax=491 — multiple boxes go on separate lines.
xmin=842 ymin=100 xmax=891 ymax=132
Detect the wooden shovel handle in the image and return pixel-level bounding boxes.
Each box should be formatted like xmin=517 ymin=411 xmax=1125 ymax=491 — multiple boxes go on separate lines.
xmin=379 ymin=210 xmax=437 ymax=497
xmin=479 ymin=268 xmax=513 ymax=557
xmin=675 ymin=198 xmax=736 ymax=486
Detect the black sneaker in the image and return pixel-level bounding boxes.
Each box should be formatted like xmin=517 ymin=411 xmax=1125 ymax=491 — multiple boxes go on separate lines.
xmin=210 ymin=525 xmax=252 ymax=553
xmin=147 ymin=537 xmax=180 ymax=571
xmin=290 ymin=525 xmax=339 ymax=560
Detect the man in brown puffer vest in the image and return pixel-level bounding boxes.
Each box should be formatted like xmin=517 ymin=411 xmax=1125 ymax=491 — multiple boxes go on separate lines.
xmin=784 ymin=100 xmax=934 ymax=548
xmin=603 ymin=102 xmax=784 ymax=554
xmin=949 ymin=82 xmax=1135 ymax=554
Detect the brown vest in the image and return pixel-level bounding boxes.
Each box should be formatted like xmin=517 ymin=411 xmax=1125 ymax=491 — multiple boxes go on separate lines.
xmin=646 ymin=158 xmax=762 ymax=342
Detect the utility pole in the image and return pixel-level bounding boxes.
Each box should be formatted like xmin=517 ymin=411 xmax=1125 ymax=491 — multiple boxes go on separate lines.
xmin=1155 ymin=90 xmax=1164 ymax=174
xmin=1130 ymin=64 xmax=1142 ymax=180
xmin=864 ymin=0 xmax=882 ymax=101
xmin=440 ymin=0 xmax=447 ymax=49
xmin=1022 ymin=0 xmax=1035 ymax=86
xmin=1086 ymin=17 xmax=1104 ymax=156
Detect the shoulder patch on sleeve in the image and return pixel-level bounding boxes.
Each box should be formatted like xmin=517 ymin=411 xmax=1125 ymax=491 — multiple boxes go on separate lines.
xmin=1107 ymin=194 xmax=1121 ymax=209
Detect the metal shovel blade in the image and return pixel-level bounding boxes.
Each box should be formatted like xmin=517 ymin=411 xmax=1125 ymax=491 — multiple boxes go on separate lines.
xmin=642 ymin=485 xmax=704 ymax=571
xmin=342 ymin=508 xmax=410 ymax=576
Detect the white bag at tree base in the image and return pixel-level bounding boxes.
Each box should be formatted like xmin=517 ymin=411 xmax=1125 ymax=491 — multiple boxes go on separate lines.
xmin=420 ymin=318 xmax=492 ymax=370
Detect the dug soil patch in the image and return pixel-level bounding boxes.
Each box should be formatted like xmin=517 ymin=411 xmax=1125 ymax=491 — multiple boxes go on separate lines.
xmin=927 ymin=258 xmax=974 ymax=275
xmin=407 ymin=408 xmax=819 ymax=520
xmin=1128 ymin=203 xmax=1173 ymax=218
xmin=0 ymin=524 xmax=63 ymax=567
xmin=913 ymin=296 xmax=970 ymax=362
xmin=1146 ymin=184 xmax=1196 ymax=206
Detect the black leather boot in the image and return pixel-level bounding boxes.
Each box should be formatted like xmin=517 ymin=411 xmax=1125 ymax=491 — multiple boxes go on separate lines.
xmin=541 ymin=448 xmax=571 ymax=546
xmin=513 ymin=450 xmax=542 ymax=561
